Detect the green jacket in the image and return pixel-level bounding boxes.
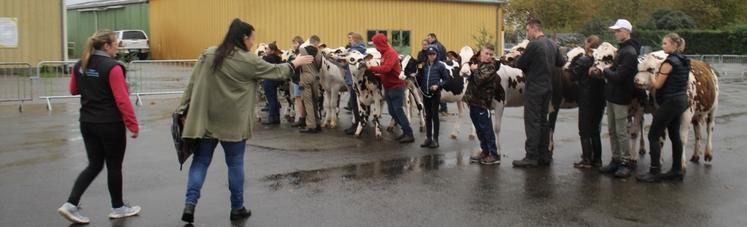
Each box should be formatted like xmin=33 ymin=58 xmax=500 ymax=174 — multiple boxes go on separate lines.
xmin=178 ymin=47 xmax=294 ymax=142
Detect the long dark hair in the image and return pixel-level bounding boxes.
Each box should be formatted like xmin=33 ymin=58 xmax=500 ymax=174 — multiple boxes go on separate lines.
xmin=212 ymin=18 xmax=255 ymax=72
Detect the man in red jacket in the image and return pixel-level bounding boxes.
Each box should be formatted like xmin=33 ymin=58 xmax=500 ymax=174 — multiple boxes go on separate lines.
xmin=368 ymin=33 xmax=414 ymax=143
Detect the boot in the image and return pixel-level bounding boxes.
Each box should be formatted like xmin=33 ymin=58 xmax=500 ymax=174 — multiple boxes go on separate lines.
xmin=512 ymin=158 xmax=539 ymax=168
xmin=636 ymin=166 xmax=662 ymax=183
xmin=599 ymin=159 xmax=621 ymax=174
xmin=181 ymin=204 xmax=195 ymax=223
xmin=420 ymin=138 xmax=433 ymax=148
xmin=574 ymin=137 xmax=593 ymax=169
xmin=428 ymin=138 xmax=439 ymax=148
xmin=614 ymin=161 xmax=633 ymax=178
xmin=291 ymin=117 xmax=306 ymax=128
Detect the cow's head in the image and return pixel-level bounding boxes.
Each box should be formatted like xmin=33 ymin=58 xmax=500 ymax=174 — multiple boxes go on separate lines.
xmin=321 ymin=46 xmax=346 ymax=58
xmin=458 ymin=45 xmax=475 ymax=65
xmin=499 ymin=39 xmax=529 ymax=65
xmin=281 ymin=49 xmax=296 ymax=62
xmin=634 ymin=50 xmax=668 ymax=90
xmin=254 ymin=42 xmax=269 ymax=56
xmin=563 ymin=47 xmax=586 ymax=71
xmin=346 ymin=50 xmax=379 ymax=81
xmin=400 ymin=55 xmax=419 ymax=79
xmin=591 ymin=42 xmax=617 ymax=71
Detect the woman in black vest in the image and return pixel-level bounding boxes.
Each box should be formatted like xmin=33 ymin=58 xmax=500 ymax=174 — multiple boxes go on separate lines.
xmin=58 ymin=31 xmax=141 ymax=224
xmin=638 ymin=33 xmax=690 ymax=182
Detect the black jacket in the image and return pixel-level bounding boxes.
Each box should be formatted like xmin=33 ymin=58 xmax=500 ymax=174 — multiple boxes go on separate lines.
xmin=571 ymin=55 xmax=606 ymax=102
xmin=515 ymin=36 xmax=565 ymax=95
xmin=603 ymin=38 xmax=641 ymax=105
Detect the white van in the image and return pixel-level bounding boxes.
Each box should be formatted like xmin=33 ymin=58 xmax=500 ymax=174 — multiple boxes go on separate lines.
xmin=115 ymin=30 xmax=149 ymax=60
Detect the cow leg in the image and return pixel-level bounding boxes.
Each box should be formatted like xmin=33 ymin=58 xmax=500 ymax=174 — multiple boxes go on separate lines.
xmin=493 ymin=100 xmax=505 ymax=155
xmin=690 ymin=115 xmax=703 ymax=163
xmin=547 ymin=108 xmax=559 ymax=154
xmin=374 ymin=98 xmax=383 ymax=139
xmin=628 ymin=107 xmax=644 ymax=162
xmin=354 ymin=94 xmax=367 ymax=137
xmin=410 ymin=84 xmax=426 ymax=133
xmin=704 ymin=110 xmax=716 ymax=163
xmin=450 ymin=101 xmax=462 ymax=140
xmin=679 ymin=109 xmax=694 ymax=170
xmin=330 ymin=87 xmax=340 ymax=129
xmin=321 ymin=89 xmax=330 ymax=128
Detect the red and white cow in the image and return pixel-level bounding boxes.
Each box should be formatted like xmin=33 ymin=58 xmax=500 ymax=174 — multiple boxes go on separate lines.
xmin=634 ymin=51 xmax=719 ymax=167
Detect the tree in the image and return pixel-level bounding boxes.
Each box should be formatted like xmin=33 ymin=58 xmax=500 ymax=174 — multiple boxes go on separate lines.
xmin=648 ymin=9 xmax=696 ymax=30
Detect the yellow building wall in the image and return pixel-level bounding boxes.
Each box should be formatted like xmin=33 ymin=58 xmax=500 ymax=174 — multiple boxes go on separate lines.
xmin=150 ymin=0 xmax=503 ymax=59
xmin=0 ymin=0 xmax=64 ymax=65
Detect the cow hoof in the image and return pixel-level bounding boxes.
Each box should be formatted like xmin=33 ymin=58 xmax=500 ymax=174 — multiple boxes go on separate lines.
xmin=704 ymin=154 xmax=713 ymax=162
xmin=450 ymin=134 xmax=457 ymax=140
xmin=321 ymin=123 xmax=328 ymax=128
xmin=355 ymin=133 xmax=362 ymax=138
xmin=386 ymin=126 xmax=394 ymax=132
xmin=329 ymin=122 xmax=337 ymax=129
xmin=639 ymin=149 xmax=646 ymax=155
xmin=468 ymin=134 xmax=476 ymax=141
xmin=690 ymin=155 xmax=700 ymax=163
xmin=376 ymin=134 xmax=383 ymax=140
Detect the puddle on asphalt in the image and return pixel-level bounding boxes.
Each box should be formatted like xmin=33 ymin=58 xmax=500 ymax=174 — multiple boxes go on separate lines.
xmin=261 ymin=152 xmax=470 ymax=192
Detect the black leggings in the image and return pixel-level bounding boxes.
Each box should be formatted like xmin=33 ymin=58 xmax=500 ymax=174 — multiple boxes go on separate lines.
xmin=424 ymin=93 xmax=441 ymax=140
xmin=67 ymin=122 xmax=127 ymax=208
xmin=648 ymin=95 xmax=688 ymax=171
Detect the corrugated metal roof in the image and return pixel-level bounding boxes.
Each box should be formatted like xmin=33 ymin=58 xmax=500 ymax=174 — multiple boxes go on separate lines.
xmin=67 ymin=0 xmax=147 ymax=10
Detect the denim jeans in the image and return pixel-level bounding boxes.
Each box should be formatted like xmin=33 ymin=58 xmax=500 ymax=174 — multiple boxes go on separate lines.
xmin=385 ymin=87 xmax=413 ymax=136
xmin=262 ymin=80 xmax=281 ymax=121
xmin=469 ymin=105 xmax=498 ymax=157
xmin=185 ymin=138 xmax=246 ymax=209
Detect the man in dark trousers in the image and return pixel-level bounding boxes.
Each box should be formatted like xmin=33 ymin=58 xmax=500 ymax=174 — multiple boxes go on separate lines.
xmin=513 ymin=19 xmax=565 ymax=168
xmin=591 ymin=19 xmax=641 ymax=178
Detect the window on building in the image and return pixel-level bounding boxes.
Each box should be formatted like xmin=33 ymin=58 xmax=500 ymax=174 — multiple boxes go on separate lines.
xmin=367 ymin=30 xmax=387 ymax=46
xmin=391 ymin=30 xmax=411 ymax=55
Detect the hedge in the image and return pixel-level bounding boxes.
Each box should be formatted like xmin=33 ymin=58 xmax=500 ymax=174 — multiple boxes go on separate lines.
xmin=634 ymin=27 xmax=747 ymax=54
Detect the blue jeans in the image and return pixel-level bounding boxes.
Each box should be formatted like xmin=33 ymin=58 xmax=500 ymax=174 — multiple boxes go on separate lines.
xmin=262 ymin=80 xmax=281 ymax=120
xmin=185 ymin=139 xmax=246 ymax=209
xmin=469 ymin=105 xmax=497 ymax=157
xmin=385 ymin=87 xmax=413 ymax=136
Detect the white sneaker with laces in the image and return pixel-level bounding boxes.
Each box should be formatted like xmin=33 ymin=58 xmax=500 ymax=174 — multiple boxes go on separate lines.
xmin=108 ymin=204 xmax=141 ymax=219
xmin=57 ymin=202 xmax=90 ymax=224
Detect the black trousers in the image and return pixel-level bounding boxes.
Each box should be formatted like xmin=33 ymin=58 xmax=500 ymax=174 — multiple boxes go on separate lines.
xmin=424 ymin=93 xmax=441 ymax=140
xmin=648 ymin=95 xmax=688 ymax=171
xmin=578 ymin=91 xmax=606 ymax=160
xmin=524 ymin=91 xmax=551 ymax=161
xmin=67 ymin=122 xmax=127 ymax=208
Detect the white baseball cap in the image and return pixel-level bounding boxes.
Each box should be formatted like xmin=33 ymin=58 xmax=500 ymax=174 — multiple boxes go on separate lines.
xmin=609 ymin=19 xmax=633 ymax=32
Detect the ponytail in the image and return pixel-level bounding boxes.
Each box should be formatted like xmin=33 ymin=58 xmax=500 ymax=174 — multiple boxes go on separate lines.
xmin=664 ymin=33 xmax=686 ymax=53
xmin=80 ymin=31 xmax=116 ymax=70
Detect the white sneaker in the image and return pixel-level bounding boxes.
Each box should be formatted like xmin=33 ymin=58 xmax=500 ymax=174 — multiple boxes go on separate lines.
xmin=57 ymin=202 xmax=90 ymax=224
xmin=108 ymin=204 xmax=141 ymax=219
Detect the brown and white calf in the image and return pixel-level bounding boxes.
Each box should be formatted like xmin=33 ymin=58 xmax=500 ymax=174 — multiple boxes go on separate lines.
xmin=634 ymin=51 xmax=719 ymax=168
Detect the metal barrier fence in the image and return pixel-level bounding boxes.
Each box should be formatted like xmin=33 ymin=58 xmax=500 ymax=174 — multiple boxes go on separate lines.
xmin=36 ymin=61 xmax=79 ymax=110
xmin=127 ymin=60 xmax=195 ymax=105
xmin=0 ymin=62 xmax=33 ymax=112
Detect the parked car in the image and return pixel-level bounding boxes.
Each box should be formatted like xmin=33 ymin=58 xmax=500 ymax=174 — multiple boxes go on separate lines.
xmin=115 ymin=30 xmax=149 ymax=60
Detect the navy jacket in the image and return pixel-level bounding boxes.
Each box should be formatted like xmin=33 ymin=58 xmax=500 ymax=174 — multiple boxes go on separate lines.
xmin=417 ymin=60 xmax=449 ymax=97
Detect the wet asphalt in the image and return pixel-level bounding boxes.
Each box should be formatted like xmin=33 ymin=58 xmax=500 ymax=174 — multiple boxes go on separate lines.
xmin=1 ymin=78 xmax=747 ymax=227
